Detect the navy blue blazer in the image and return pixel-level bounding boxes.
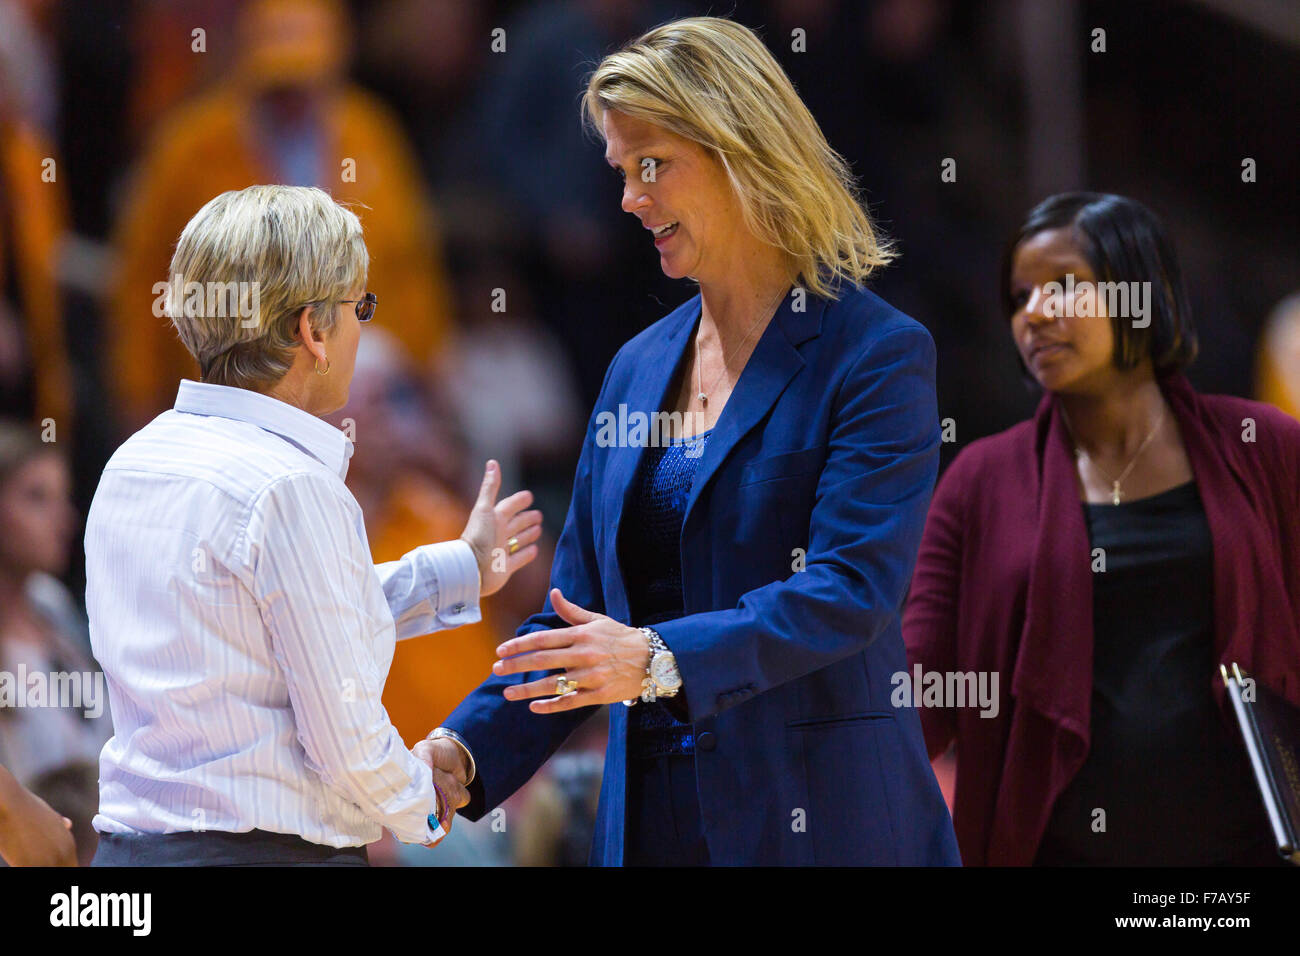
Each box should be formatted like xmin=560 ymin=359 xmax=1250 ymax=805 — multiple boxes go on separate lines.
xmin=446 ymin=283 xmax=961 ymax=865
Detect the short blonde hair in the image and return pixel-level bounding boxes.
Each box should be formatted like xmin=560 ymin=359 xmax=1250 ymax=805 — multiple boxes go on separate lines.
xmin=582 ymin=16 xmax=894 ymax=299
xmin=166 ymin=185 xmax=368 ymax=391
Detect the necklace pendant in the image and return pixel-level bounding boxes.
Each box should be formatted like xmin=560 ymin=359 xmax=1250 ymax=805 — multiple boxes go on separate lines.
xmin=699 ymin=393 xmax=708 ymax=406
xmin=1111 ymin=481 xmax=1122 ymax=505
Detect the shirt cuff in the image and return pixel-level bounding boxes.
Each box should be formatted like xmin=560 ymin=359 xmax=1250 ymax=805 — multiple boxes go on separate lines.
xmin=427 ymin=539 xmax=482 ymax=627
xmin=383 ymin=750 xmax=449 ymax=845
xmin=385 ymin=539 xmax=481 ymax=639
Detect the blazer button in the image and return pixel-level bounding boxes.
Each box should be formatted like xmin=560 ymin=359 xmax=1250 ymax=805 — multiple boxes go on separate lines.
xmin=697 ymin=731 xmax=717 ymax=752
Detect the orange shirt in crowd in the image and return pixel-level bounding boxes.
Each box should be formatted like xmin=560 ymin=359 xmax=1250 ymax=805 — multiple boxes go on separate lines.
xmin=366 ymin=473 xmax=504 ymax=748
xmin=1257 ymin=315 xmax=1300 ymax=421
xmin=0 ymin=119 xmax=73 ymax=430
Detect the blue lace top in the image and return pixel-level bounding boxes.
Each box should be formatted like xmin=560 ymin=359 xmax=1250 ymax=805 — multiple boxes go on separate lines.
xmin=620 ymin=428 xmax=711 ymax=757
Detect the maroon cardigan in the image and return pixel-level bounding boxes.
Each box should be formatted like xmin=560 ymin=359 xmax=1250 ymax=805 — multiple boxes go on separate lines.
xmin=903 ymin=374 xmax=1300 ymax=865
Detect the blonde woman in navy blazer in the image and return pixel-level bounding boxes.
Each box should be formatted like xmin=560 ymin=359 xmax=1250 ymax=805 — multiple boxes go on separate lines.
xmin=419 ymin=17 xmax=960 ymax=866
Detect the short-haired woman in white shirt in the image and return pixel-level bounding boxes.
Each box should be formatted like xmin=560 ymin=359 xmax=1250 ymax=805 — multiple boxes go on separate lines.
xmin=85 ymin=184 xmax=541 ymax=866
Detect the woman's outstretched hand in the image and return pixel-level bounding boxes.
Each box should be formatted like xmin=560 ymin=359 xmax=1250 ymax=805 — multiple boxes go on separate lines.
xmin=459 ymin=460 xmax=543 ymax=598
xmin=492 ymin=588 xmax=652 ymax=713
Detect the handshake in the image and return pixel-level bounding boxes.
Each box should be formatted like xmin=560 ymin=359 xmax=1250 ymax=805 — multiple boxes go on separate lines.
xmin=400 ymin=458 xmax=535 ymax=845
xmin=411 ymin=730 xmax=475 ymax=843
xmin=399 ymin=461 xmax=661 ymax=847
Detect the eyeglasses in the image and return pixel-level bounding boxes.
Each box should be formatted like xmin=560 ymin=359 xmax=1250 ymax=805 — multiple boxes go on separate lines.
xmin=339 ymin=292 xmax=377 ymax=323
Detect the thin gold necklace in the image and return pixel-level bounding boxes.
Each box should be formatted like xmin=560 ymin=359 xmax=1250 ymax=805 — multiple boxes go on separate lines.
xmin=694 ymin=286 xmax=788 ymax=408
xmin=1060 ymin=404 xmax=1165 ymax=505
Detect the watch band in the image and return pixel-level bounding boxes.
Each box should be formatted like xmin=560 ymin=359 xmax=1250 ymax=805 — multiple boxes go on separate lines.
xmin=641 ymin=627 xmax=664 ymax=703
xmin=634 ymin=626 xmax=681 ymax=704
xmin=641 ymin=626 xmax=667 ymax=655
xmin=427 ymin=726 xmax=477 ymax=786
xmin=623 ymin=627 xmax=658 ymax=707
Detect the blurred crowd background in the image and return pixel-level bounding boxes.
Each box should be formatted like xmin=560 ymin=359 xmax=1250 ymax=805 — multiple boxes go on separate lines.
xmin=0 ymin=0 xmax=1296 ymax=865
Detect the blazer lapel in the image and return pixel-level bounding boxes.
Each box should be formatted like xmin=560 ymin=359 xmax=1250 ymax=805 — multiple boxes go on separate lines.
xmin=680 ymin=291 xmax=823 ymax=533
xmin=601 ymin=300 xmax=701 ymax=621
xmin=601 ymin=290 xmax=825 ymax=620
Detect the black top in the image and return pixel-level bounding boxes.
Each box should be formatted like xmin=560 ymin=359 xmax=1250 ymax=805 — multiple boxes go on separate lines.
xmin=618 ymin=430 xmax=710 ymax=758
xmin=1035 ymin=481 xmax=1278 ymax=865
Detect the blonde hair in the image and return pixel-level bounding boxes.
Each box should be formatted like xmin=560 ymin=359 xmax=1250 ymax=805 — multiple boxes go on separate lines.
xmin=166 ymin=185 xmax=368 ymax=391
xmin=582 ymin=16 xmax=894 ymax=299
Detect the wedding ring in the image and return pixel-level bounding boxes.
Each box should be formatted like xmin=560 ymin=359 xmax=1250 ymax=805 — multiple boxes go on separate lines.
xmin=555 ymin=675 xmax=578 ymax=695
xmin=507 ymin=536 xmax=520 ymax=555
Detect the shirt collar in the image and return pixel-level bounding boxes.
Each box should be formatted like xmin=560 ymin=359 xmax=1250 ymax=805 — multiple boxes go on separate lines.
xmin=173 ymin=379 xmax=354 ymax=479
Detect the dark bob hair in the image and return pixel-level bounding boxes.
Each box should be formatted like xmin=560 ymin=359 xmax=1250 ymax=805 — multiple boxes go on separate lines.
xmin=1001 ymin=192 xmax=1197 ymax=376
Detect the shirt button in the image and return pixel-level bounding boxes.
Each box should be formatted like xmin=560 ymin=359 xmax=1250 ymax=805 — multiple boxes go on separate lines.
xmin=697 ymin=731 xmax=716 ymax=752
xmin=452 ymin=603 xmax=465 ymax=613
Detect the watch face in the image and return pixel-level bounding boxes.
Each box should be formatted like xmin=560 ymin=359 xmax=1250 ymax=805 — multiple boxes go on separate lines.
xmin=650 ymin=651 xmax=682 ymax=690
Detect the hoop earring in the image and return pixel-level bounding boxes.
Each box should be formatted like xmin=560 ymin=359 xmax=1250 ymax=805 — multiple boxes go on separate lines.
xmin=314 ymin=355 xmax=330 ymax=375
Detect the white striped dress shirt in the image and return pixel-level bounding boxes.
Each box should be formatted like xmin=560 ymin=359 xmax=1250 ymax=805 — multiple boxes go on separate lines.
xmin=86 ymin=379 xmax=481 ymax=848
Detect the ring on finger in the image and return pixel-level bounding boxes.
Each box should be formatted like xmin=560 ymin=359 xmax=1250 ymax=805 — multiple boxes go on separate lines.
xmin=507 ymin=536 xmax=521 ymax=555
xmin=555 ymin=674 xmax=578 ymax=695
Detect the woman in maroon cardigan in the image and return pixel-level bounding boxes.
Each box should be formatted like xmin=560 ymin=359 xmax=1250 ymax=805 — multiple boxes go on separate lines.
xmin=904 ymin=193 xmax=1300 ymax=865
